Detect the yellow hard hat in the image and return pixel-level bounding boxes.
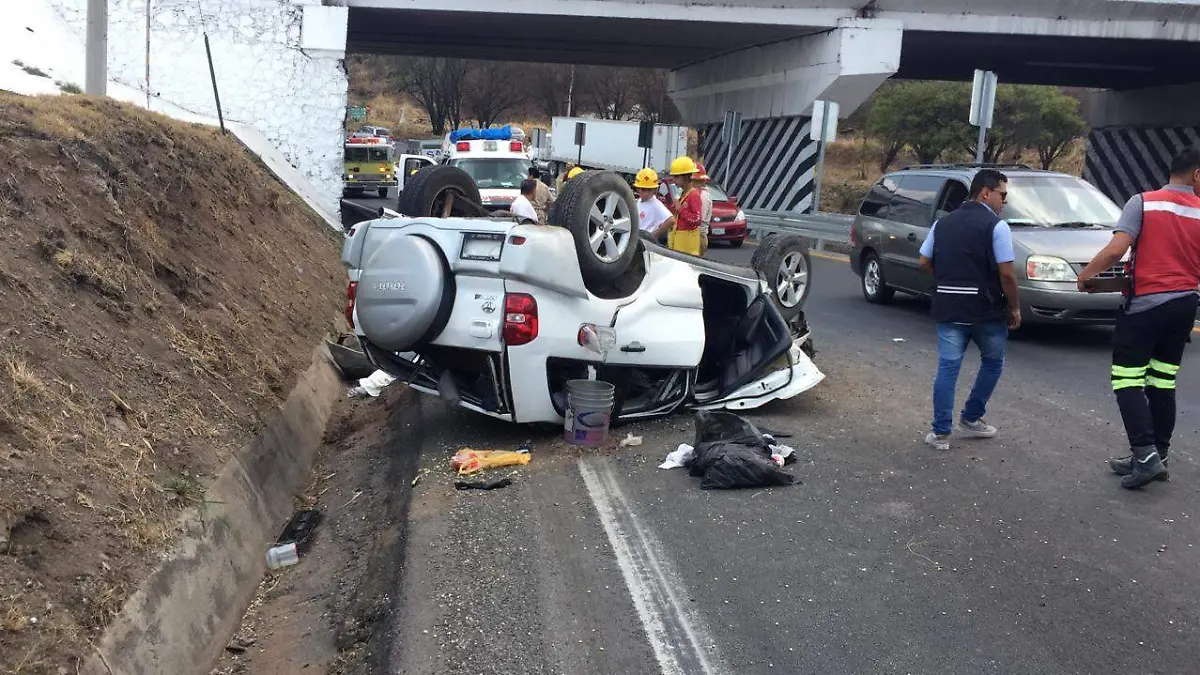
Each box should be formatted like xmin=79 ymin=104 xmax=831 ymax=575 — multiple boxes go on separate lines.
xmin=669 ymin=156 xmax=699 ymax=176
xmin=567 ymin=166 xmax=584 ymax=180
xmin=632 ymin=167 xmax=660 ymax=189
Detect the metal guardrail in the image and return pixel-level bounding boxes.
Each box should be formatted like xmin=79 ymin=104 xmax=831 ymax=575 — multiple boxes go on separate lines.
xmin=744 ymin=210 xmax=854 ymax=250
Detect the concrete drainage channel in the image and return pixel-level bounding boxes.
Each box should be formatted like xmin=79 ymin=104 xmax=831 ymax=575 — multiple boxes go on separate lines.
xmin=77 ymin=346 xmax=347 ymax=675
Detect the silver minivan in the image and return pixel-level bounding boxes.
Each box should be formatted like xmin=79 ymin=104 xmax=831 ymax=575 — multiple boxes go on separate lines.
xmin=848 ymin=164 xmax=1127 ymax=325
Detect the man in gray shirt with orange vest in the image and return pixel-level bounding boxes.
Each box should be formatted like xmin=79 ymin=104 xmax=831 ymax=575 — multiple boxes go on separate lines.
xmin=1078 ymin=147 xmax=1200 ymax=489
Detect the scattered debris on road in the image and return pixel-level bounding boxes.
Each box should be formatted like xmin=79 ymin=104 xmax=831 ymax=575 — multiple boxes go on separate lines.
xmin=454 ymin=477 xmax=515 ymax=491
xmin=451 ymin=448 xmax=532 ymax=475
xmin=620 ymin=433 xmax=645 ymax=447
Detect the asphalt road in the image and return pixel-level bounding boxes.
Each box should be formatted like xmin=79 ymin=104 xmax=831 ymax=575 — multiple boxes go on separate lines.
xmin=374 ymin=241 xmax=1200 ymax=675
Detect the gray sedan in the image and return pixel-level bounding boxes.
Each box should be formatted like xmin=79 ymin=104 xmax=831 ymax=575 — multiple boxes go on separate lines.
xmin=849 ymin=166 xmax=1127 ymax=325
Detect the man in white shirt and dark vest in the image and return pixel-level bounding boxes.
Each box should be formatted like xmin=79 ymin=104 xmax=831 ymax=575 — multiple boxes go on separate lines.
xmin=918 ymin=169 xmax=1022 ymax=452
xmin=1079 ymin=147 xmax=1200 ymax=489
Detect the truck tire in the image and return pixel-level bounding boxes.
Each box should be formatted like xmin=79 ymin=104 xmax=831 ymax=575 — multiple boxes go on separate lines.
xmin=398 ymin=165 xmax=488 ymax=218
xmin=752 ymin=234 xmax=811 ymax=320
xmin=354 ymin=234 xmax=456 ymax=353
xmin=548 ymin=170 xmax=640 ymax=286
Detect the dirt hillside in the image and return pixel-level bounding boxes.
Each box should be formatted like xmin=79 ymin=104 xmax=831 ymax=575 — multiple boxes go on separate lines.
xmin=0 ymin=93 xmax=345 ymax=674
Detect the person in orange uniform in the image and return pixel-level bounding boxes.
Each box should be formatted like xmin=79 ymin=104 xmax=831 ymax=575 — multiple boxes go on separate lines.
xmin=666 ymin=156 xmax=704 ymax=256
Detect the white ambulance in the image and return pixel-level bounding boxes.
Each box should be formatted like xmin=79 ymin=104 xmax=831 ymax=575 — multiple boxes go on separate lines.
xmin=441 ymin=127 xmax=533 ymax=212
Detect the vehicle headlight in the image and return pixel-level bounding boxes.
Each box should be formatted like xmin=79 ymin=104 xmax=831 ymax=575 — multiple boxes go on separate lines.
xmin=1026 ymin=255 xmax=1077 ymax=281
xmin=735 ymin=210 xmax=746 ymax=222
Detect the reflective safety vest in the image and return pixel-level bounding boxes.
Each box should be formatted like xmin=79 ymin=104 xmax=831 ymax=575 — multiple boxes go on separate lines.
xmin=1128 ymin=188 xmax=1200 ymax=297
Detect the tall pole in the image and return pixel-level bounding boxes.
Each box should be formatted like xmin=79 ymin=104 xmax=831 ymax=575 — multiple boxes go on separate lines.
xmin=812 ymin=101 xmax=831 ymax=214
xmin=145 ymin=0 xmax=151 ymax=109
xmin=974 ymin=123 xmax=987 ymax=164
xmin=85 ymin=0 xmax=108 ymax=95
xmin=204 ymin=33 xmax=226 ymax=134
xmin=566 ymin=66 xmax=575 ymax=117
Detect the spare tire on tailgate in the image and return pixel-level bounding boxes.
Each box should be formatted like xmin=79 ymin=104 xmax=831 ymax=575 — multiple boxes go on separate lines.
xmin=354 ymin=234 xmax=455 ymax=353
xmin=549 ymin=170 xmax=640 ymax=286
xmin=398 ymin=165 xmax=490 ymax=218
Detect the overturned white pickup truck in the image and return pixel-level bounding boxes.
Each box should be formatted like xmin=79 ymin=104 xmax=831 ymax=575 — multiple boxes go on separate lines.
xmin=340 ymin=165 xmax=823 ymax=425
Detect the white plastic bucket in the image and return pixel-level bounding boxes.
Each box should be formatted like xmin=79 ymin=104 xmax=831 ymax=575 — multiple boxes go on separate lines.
xmin=564 ymin=379 xmax=615 ymax=447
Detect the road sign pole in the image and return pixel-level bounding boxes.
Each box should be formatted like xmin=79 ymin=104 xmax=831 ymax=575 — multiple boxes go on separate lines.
xmin=970 ymin=70 xmax=997 ymax=164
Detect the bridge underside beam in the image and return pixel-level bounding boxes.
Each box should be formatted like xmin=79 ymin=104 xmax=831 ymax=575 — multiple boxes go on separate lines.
xmin=668 ymin=19 xmax=901 ymax=215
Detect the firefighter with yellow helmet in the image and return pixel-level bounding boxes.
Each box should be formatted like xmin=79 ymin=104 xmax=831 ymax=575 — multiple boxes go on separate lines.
xmin=666 ymin=156 xmax=704 ymax=256
xmin=632 ymin=168 xmax=676 ymax=242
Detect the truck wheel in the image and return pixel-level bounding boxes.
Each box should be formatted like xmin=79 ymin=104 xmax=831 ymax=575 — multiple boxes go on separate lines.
xmin=398 ymin=165 xmax=488 ymax=218
xmin=354 ymin=234 xmax=456 ymax=353
xmin=752 ymin=234 xmax=811 ymax=320
xmin=549 ymin=170 xmax=639 ymax=286
xmin=377 ymin=187 xmax=389 ymax=198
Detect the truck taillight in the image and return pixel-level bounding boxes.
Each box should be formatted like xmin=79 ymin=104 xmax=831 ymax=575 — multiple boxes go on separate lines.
xmin=456 ymin=141 xmax=470 ymax=151
xmin=849 ymin=222 xmax=857 ymax=246
xmin=503 ymin=293 xmax=538 ymax=346
xmin=345 ymin=281 xmax=358 ymax=328
xmin=510 ymin=141 xmax=523 ymax=152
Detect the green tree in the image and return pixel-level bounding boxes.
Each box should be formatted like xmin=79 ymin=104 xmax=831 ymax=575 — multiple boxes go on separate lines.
xmin=962 ymin=85 xmax=1085 ymax=169
xmin=867 ymin=81 xmax=971 ymax=168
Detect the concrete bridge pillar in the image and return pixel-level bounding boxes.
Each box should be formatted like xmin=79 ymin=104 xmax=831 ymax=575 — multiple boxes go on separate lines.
xmin=1083 ymin=84 xmax=1200 ymax=206
xmin=669 ymin=18 xmax=902 ymax=213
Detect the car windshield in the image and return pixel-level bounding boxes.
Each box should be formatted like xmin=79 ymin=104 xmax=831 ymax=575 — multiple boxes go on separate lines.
xmin=345 ymin=147 xmax=392 ymax=162
xmin=1002 ymin=174 xmax=1122 ymax=228
xmin=450 ymin=158 xmax=532 ymax=189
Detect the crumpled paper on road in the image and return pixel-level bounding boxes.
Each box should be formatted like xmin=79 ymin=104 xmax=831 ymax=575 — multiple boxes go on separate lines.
xmin=659 ymin=444 xmax=695 ymax=470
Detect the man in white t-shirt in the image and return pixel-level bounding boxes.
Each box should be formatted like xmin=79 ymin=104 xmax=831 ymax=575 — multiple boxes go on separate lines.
xmin=632 ymin=167 xmax=675 ymax=241
xmin=510 ymin=179 xmax=540 ymax=224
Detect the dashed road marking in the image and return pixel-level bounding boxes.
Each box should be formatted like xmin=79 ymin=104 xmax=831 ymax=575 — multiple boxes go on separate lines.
xmin=578 ymin=459 xmax=726 ymax=675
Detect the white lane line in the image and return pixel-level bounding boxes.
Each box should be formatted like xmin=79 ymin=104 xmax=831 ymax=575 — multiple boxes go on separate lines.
xmin=578 ymin=458 xmax=725 ymax=675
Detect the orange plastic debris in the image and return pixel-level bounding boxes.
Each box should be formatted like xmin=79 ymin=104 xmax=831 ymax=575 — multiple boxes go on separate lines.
xmin=450 ymin=448 xmax=531 ymax=475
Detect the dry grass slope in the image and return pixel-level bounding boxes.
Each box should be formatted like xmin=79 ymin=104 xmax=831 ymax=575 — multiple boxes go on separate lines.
xmin=0 ymin=93 xmax=345 ymax=674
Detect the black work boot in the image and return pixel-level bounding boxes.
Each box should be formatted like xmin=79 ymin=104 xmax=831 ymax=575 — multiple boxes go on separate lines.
xmin=1121 ymin=450 xmax=1170 ymax=489
xmin=1110 ymin=450 xmax=1169 ymax=476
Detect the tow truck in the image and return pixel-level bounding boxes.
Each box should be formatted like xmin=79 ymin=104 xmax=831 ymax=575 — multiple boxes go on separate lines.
xmin=441 ymin=126 xmax=532 ymax=212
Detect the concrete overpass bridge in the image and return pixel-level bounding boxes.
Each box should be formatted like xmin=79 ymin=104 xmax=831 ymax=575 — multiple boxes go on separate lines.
xmin=50 ymin=0 xmax=1200 ymax=215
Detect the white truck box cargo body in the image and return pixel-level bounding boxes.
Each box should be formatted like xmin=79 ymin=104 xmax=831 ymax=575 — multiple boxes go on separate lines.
xmin=550 ymin=117 xmax=688 ymax=175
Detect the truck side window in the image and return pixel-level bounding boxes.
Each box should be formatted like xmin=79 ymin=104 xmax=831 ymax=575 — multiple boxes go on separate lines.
xmin=859 ymin=176 xmax=897 ymax=218
xmin=887 ymin=175 xmax=944 ymax=227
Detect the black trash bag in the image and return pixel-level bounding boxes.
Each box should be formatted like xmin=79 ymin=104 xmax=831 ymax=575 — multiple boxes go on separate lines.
xmin=691 ymin=442 xmax=797 ymax=490
xmin=693 ymin=410 xmax=771 ymax=450
xmin=687 ymin=411 xmax=798 ymax=489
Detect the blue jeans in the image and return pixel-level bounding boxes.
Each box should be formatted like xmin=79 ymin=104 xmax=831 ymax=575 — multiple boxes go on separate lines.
xmin=932 ymin=321 xmax=1007 ymax=435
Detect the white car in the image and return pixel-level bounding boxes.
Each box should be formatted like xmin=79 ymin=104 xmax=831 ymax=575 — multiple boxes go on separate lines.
xmin=341 ymin=166 xmax=822 ymax=425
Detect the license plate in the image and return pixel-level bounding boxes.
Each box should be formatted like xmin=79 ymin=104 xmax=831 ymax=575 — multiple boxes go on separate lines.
xmin=483 ymin=140 xmax=497 ymax=151
xmin=461 ymin=232 xmax=505 ymax=261
xmin=712 ymin=227 xmax=725 ymax=235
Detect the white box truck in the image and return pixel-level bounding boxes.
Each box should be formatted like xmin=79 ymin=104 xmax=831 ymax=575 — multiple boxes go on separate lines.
xmin=549 ymin=117 xmax=689 ymax=177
